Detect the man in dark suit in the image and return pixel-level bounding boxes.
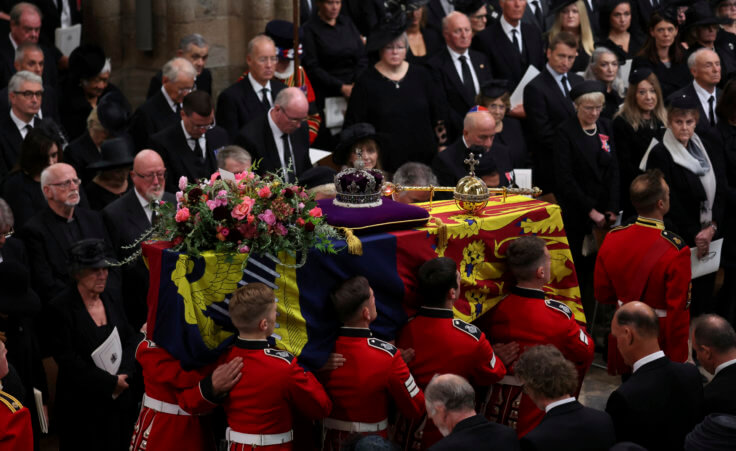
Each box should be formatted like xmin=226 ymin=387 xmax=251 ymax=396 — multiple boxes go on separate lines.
xmin=150 ymin=90 xmax=229 ymax=193
xmin=669 ymin=48 xmax=721 ymax=139
xmin=635 ymin=0 xmax=660 ymax=34
xmin=516 ymin=345 xmax=615 ymax=451
xmin=522 ymin=0 xmax=552 ymax=32
xmin=216 ymin=35 xmax=287 ymax=140
xmin=523 ymin=31 xmax=583 ymax=196
xmin=605 ymin=302 xmax=705 ymax=450
xmin=582 ymin=0 xmax=600 ymax=39
xmin=473 ymin=0 xmax=545 ymax=92
xmin=426 ymin=0 xmax=453 ymax=33
xmin=428 ymin=11 xmax=493 ymax=142
xmin=0 ymin=43 xmax=59 ymax=124
xmin=129 ymin=57 xmax=197 ymax=151
xmin=146 ymin=34 xmax=212 ymax=99
xmin=426 ymin=373 xmax=519 ymax=451
xmin=692 ymin=314 xmax=736 ymax=416
xmin=0 ymin=71 xmax=43 ymax=173
xmin=103 ymin=150 xmax=175 ymax=329
xmin=234 ymin=87 xmax=312 ymax=183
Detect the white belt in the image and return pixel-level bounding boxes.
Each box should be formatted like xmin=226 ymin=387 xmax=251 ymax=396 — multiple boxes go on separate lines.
xmin=226 ymin=427 xmax=293 ymax=446
xmin=498 ymin=375 xmax=523 ymax=387
xmin=142 ymin=394 xmax=190 ymax=416
xmin=323 ymin=417 xmax=388 ymax=432
xmin=617 ymin=300 xmax=666 ymax=318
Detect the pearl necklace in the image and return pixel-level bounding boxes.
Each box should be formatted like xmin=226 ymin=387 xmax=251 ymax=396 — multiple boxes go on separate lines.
xmin=583 ymin=124 xmax=597 ymax=136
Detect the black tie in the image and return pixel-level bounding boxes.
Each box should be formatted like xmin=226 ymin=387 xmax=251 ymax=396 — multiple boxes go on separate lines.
xmin=192 ymin=137 xmax=203 ymax=158
xmin=561 ymin=75 xmax=570 ymax=98
xmin=459 ymin=55 xmax=476 ymax=99
xmin=281 ymin=134 xmax=294 ymax=182
xmin=532 ymin=0 xmax=544 ymax=27
xmin=511 ymin=29 xmax=521 ymax=54
xmin=175 ymin=104 xmax=181 ymax=115
xmin=261 ymin=88 xmax=271 ymax=108
xmin=25 ymin=123 xmax=33 ymax=131
xmin=708 ymin=95 xmax=716 ymax=127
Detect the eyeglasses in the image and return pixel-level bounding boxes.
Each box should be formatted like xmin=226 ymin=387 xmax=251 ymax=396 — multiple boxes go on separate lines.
xmin=177 ymin=85 xmax=196 ymax=96
xmin=14 ymin=90 xmax=43 ymax=99
xmin=256 ymin=56 xmax=279 ymax=64
xmin=191 ymin=121 xmax=216 ymax=131
xmin=134 ymin=170 xmax=167 ymax=181
xmin=281 ymin=109 xmax=308 ymax=123
xmin=49 ymin=178 xmax=81 ymax=188
xmin=385 ymin=45 xmax=407 ymax=51
xmin=580 ymin=105 xmax=604 ymax=113
xmin=2 ymin=228 xmax=13 ymax=239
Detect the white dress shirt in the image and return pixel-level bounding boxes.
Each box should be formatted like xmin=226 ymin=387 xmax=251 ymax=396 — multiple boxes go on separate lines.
xmin=693 ymin=80 xmax=718 ymax=125
xmin=447 ymin=46 xmax=480 ymax=95
xmin=714 ymin=358 xmax=736 ymax=376
xmin=10 ymin=109 xmax=35 ymax=139
xmin=248 ymin=73 xmax=273 ymax=106
xmin=500 ymin=16 xmax=523 ymax=53
xmin=160 ymin=85 xmax=179 ymax=114
xmin=267 ymin=108 xmax=291 ymax=173
xmin=546 ymin=63 xmax=571 ymax=97
xmin=134 ymin=188 xmax=154 ymax=224
xmin=180 ymin=121 xmax=206 ymax=158
xmin=545 ymin=397 xmax=576 ymax=413
xmin=632 ymin=350 xmax=665 ymax=373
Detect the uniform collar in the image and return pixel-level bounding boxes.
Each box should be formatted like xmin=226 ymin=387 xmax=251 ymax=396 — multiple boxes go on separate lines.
xmin=418 ymin=306 xmax=454 ymax=318
xmin=339 ymin=327 xmax=372 ymax=338
xmin=234 ymin=338 xmax=270 ymax=349
xmin=635 ymin=216 xmax=665 ymax=229
xmin=511 ymin=286 xmax=546 ymax=300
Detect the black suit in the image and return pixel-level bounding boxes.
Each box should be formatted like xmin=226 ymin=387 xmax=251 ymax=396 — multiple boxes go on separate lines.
xmin=428 ymin=48 xmax=493 ymax=141
xmin=472 ymin=20 xmax=545 ymax=89
xmin=704 ymin=363 xmax=736 ymax=416
xmin=0 ymin=110 xmax=28 ymax=172
xmin=0 ymin=83 xmax=59 ymax=124
xmin=668 ymin=82 xmax=720 ymax=140
xmin=635 ymin=0 xmax=659 ymax=33
xmin=432 ymin=138 xmax=511 ymax=197
xmin=524 ymin=67 xmax=583 ymax=192
xmin=522 ymin=0 xmax=552 ymax=32
xmin=429 ymin=414 xmax=519 ymax=451
xmin=582 ymin=0 xmax=600 ymax=39
xmin=215 ymin=77 xmax=287 ymax=140
xmin=234 ymin=112 xmax=312 ymax=182
xmin=103 ymin=190 xmax=175 ymax=329
xmin=128 ymin=90 xmax=180 ymax=151
xmin=146 ymin=68 xmax=212 ymax=99
xmin=520 ymin=400 xmax=615 ymax=451
xmin=605 ymin=356 xmax=705 ymax=451
xmin=64 ymin=131 xmax=101 ymax=186
xmin=149 ymin=121 xmax=229 ymax=193
xmin=426 ymin=0 xmax=450 ymax=33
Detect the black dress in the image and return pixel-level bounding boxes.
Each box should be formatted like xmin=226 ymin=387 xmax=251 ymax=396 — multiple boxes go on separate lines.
xmin=496 ymin=116 xmax=529 ymax=169
xmin=598 ymin=33 xmax=645 ymax=63
xmin=406 ymin=27 xmax=444 ymax=66
xmin=612 ymin=115 xmax=666 ymax=219
xmin=48 ymin=285 xmax=141 ymax=451
xmin=632 ymin=56 xmax=691 ymax=99
xmin=344 ymin=64 xmax=444 ymax=172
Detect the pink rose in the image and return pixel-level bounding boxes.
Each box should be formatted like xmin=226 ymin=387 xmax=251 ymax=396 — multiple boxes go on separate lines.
xmin=275 ymin=223 xmax=288 ymax=236
xmin=309 ymin=206 xmax=323 ymax=218
xmin=258 ymin=209 xmax=276 ymax=225
xmin=210 ymin=172 xmax=221 ymax=184
xmin=258 ymin=186 xmax=272 ymax=198
xmin=178 ymin=176 xmax=188 ymax=191
xmin=296 ymin=217 xmax=305 ymax=226
xmin=206 ymin=199 xmax=218 ymax=210
xmin=176 ymin=191 xmax=184 ymax=202
xmin=231 ymin=197 xmax=256 ymax=220
xmin=175 ymin=207 xmax=190 ymax=222
xmin=238 ymin=245 xmax=250 ymax=254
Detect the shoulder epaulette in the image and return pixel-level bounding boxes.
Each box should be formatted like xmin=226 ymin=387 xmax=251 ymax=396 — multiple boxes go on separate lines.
xmin=367 ymin=338 xmax=398 ymax=356
xmin=0 ymin=390 xmax=23 ymax=413
xmin=545 ymin=299 xmax=573 ymax=319
xmin=264 ymin=348 xmax=295 ymax=364
xmin=661 ymin=230 xmax=687 ymax=250
xmin=609 ymin=223 xmax=633 ymax=233
xmin=453 ymin=319 xmax=482 ymax=341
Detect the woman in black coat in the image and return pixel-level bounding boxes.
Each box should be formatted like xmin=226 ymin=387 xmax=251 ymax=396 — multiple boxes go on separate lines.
xmin=645 ymin=93 xmax=726 ymax=315
xmin=48 ymin=239 xmax=141 ymax=451
xmin=612 ymin=68 xmax=667 ymax=219
xmin=554 ymin=81 xmax=620 ymax=264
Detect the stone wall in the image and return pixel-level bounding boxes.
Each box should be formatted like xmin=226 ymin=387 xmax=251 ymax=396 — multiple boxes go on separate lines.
xmin=84 ymin=0 xmax=296 ymax=109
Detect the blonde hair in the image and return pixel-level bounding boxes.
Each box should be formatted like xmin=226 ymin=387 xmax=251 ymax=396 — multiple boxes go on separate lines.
xmin=615 ymin=73 xmax=667 ymax=131
xmin=550 ymin=0 xmax=595 ymax=56
xmin=228 ymin=283 xmax=275 ymax=331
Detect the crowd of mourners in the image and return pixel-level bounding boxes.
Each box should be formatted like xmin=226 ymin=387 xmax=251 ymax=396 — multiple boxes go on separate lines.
xmin=3 ymin=0 xmax=736 ymax=449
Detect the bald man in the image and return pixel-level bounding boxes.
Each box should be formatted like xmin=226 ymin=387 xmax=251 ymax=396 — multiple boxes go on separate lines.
xmin=103 ymin=150 xmax=176 ymax=328
xmin=234 ymin=87 xmax=312 ymax=183
xmin=432 ymin=109 xmax=512 ymax=192
xmin=605 ymin=302 xmax=704 ymax=450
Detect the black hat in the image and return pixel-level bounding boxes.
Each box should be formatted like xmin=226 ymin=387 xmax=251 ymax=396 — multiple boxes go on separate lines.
xmin=667 ymin=91 xmax=700 ymax=109
xmin=87 ymin=137 xmax=134 ymax=171
xmin=685 ymin=0 xmax=730 ymax=29
xmin=570 ymin=80 xmax=606 ymax=101
xmin=366 ymin=1 xmax=411 ymax=53
xmin=0 ymin=261 xmax=40 ymax=314
xmin=69 ymin=44 xmax=107 ymax=81
xmin=479 ymin=79 xmax=511 ymax=99
xmin=551 ymin=0 xmax=578 ymax=16
xmin=452 ymin=0 xmax=487 ymax=15
xmin=334 ymin=123 xmax=387 ymax=165
xmin=685 ymin=414 xmax=736 ymax=450
xmin=67 ymin=239 xmax=118 ymax=274
xmin=265 ymin=20 xmax=303 ymax=60
xmin=629 ymin=67 xmax=653 ymax=85
xmin=97 ymin=91 xmax=131 ymax=136
xmin=299 ymin=166 xmax=337 ymax=190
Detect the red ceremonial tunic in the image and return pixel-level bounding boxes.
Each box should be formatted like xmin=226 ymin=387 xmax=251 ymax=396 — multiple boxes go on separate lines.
xmin=318 ymin=327 xmax=425 ymax=450
xmin=396 ymin=306 xmax=506 ymax=448
xmin=475 ymin=286 xmax=595 ymax=437
xmin=0 ymin=389 xmax=33 ymax=451
xmin=595 ymin=217 xmax=691 ymax=374
xmin=220 ymin=338 xmax=332 ymax=451
xmin=130 ymin=339 xmax=219 ymax=451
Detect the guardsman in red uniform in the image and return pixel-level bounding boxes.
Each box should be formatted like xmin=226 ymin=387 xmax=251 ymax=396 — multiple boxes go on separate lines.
xmin=475 ymin=235 xmax=595 ymax=437
xmin=319 ymin=276 xmax=425 ymax=450
xmin=595 ymin=170 xmax=691 ymax=375
xmin=129 ymin=339 xmax=244 ymax=451
xmin=0 ymin=340 xmax=33 ymax=450
xmin=397 ymin=257 xmax=506 ymax=449
xmin=220 ymin=282 xmax=332 ymax=450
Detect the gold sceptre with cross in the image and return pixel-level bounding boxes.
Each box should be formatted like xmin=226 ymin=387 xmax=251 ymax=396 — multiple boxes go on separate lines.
xmin=381 ymin=152 xmax=542 ymax=214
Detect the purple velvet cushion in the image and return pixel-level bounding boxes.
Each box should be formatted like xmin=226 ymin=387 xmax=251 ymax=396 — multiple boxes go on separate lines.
xmin=318 ymin=197 xmax=429 ymax=234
